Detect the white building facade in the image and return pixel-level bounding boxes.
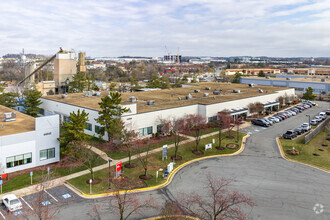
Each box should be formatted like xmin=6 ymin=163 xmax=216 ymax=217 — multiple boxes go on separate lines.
xmin=40 ymin=88 xmax=294 ymax=140
xmin=0 ymin=115 xmax=60 ymax=174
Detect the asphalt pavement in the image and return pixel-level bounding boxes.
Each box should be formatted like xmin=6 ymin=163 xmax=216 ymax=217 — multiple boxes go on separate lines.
xmin=3 ymin=101 xmax=329 ymax=220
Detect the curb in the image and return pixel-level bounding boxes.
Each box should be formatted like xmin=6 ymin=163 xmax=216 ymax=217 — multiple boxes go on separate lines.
xmin=75 ymin=134 xmax=250 ymax=199
xmin=143 ymin=215 xmax=199 ymax=220
xmin=276 ymin=137 xmax=330 ymax=174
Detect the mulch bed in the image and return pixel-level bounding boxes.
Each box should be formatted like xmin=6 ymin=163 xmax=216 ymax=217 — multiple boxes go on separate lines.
xmin=216 ymin=146 xmax=225 ymax=150
xmin=171 ymin=155 xmax=182 ymax=161
xmin=322 ymin=144 xmax=328 ymax=147
xmin=139 ymin=174 xmax=153 ymax=180
xmin=85 ymin=178 xmax=102 ymax=185
xmin=124 ymin=163 xmax=138 ymax=168
xmin=318 ymin=149 xmax=324 ymax=151
xmin=226 ymin=143 xmax=239 ymax=149
xmin=286 ymin=149 xmax=300 ymax=156
xmin=313 ymin=153 xmax=320 ymax=156
xmin=226 ymin=136 xmax=235 ymax=139
xmin=192 ymin=150 xmax=204 ymax=155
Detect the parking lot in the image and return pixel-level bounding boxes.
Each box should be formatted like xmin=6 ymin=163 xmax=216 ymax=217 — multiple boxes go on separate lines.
xmin=0 ymin=185 xmax=83 ymax=219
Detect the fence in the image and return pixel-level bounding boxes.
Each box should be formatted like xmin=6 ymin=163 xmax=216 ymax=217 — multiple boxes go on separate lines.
xmin=305 ymin=117 xmax=330 ymax=144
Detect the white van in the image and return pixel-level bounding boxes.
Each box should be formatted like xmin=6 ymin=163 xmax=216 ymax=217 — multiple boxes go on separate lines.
xmin=319 ymin=112 xmax=326 ymax=120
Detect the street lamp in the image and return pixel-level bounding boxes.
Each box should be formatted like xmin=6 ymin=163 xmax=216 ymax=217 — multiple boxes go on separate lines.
xmin=306 ymin=115 xmax=311 ymax=125
xmin=108 ymin=158 xmax=112 ymax=189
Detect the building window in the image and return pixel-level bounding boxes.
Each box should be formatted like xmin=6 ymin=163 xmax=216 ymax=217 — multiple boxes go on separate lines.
xmin=95 ymin=125 xmax=101 ymax=133
xmin=208 ymin=116 xmax=217 ymax=122
xmin=139 ymin=126 xmax=153 ymax=136
xmin=85 ymin=122 xmax=92 ymax=131
xmin=63 ymin=115 xmax=71 ymax=123
xmin=40 ymin=148 xmax=55 ymax=161
xmin=6 ymin=153 xmax=32 ymax=168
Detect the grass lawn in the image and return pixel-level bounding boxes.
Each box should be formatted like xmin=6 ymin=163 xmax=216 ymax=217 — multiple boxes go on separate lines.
xmin=1 ymin=153 xmax=106 ymax=194
xmin=280 ymin=128 xmax=330 ymax=171
xmin=68 ymin=131 xmax=246 ymax=194
xmin=186 ymin=127 xmax=219 ymax=137
xmin=95 ymin=136 xmax=187 ymax=160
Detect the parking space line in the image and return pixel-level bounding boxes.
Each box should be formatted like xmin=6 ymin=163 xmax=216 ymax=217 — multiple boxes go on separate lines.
xmin=0 ymin=210 xmax=5 ymax=219
xmin=44 ymin=189 xmax=58 ymax=202
xmin=20 ymin=197 xmax=33 ymax=210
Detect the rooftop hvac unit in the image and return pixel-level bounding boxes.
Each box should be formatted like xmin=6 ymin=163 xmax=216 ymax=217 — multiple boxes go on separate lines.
xmin=321 ymin=78 xmax=326 ymax=82
xmin=249 ymin=83 xmax=254 ymax=88
xmin=186 ymin=93 xmax=192 ymax=100
xmin=93 ymin=92 xmax=101 ymax=96
xmin=205 ymin=87 xmax=211 ymax=90
xmin=286 ymin=77 xmax=291 ymax=80
xmin=84 ymin=91 xmax=93 ymax=97
xmin=129 ymin=97 xmax=137 ymax=102
xmin=178 ymin=97 xmax=182 ymax=101
xmin=194 ymin=89 xmax=200 ymax=93
xmin=147 ymin=100 xmax=155 ymax=105
xmin=213 ymin=91 xmax=220 ymax=95
xmin=258 ymin=88 xmax=263 ymax=93
xmin=61 ymin=93 xmax=68 ymax=99
xmin=4 ymin=112 xmax=16 ymax=122
xmin=233 ymin=90 xmax=240 ymax=93
xmin=204 ymin=93 xmax=209 ymax=97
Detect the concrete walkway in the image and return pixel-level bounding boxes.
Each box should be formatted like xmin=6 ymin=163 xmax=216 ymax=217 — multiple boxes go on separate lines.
xmin=4 ymin=122 xmax=251 ymax=197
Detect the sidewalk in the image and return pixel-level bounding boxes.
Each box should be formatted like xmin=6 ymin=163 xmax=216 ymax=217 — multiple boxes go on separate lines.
xmin=4 ymin=122 xmax=250 ymax=197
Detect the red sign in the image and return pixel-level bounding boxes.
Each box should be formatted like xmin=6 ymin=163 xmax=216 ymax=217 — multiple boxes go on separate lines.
xmin=1 ymin=173 xmax=7 ymax=179
xmin=116 ymin=161 xmax=122 ymax=172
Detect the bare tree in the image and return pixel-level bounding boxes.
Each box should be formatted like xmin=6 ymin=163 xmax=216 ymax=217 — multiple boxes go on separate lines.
xmin=121 ymin=128 xmax=139 ymax=168
xmin=70 ymin=141 xmax=101 ymax=180
xmin=255 ymin=102 xmax=264 ymax=116
xmin=160 ymin=117 xmax=185 ymax=160
xmin=216 ymin=110 xmax=232 ymax=150
xmin=176 ymin=174 xmax=256 ymax=220
xmin=184 ymin=114 xmax=207 ymax=155
xmin=137 ymin=138 xmax=156 ymax=180
xmin=109 ymin=178 xmax=155 ymax=220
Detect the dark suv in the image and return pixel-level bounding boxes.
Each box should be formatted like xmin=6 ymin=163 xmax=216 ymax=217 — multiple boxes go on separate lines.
xmin=251 ymin=119 xmax=269 ymax=127
xmin=282 ymin=130 xmax=297 ymax=139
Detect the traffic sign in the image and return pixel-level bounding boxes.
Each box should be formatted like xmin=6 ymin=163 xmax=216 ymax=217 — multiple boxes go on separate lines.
xmin=116 ymin=161 xmax=122 ymax=172
xmin=162 ymin=145 xmax=168 ymax=160
xmin=0 ymin=180 xmax=3 ymax=185
xmin=30 ymin=171 xmax=33 ymax=176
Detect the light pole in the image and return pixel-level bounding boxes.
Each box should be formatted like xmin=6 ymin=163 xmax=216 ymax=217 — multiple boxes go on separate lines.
xmin=108 ymin=158 xmax=112 ymax=189
xmin=306 ymin=115 xmax=311 ymax=125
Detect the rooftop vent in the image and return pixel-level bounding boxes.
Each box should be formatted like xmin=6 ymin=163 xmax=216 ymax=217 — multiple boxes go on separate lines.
xmin=286 ymin=77 xmax=291 ymax=80
xmin=93 ymin=92 xmax=101 ymax=96
xmin=205 ymin=87 xmax=211 ymax=90
xmin=258 ymin=88 xmax=263 ymax=93
xmin=61 ymin=93 xmax=68 ymax=99
xmin=249 ymin=83 xmax=254 ymax=88
xmin=147 ymin=100 xmax=155 ymax=105
xmin=233 ymin=90 xmax=240 ymax=93
xmin=213 ymin=91 xmax=220 ymax=95
xmin=4 ymin=112 xmax=16 ymax=122
xmin=186 ymin=93 xmax=192 ymax=100
xmin=321 ymin=78 xmax=326 ymax=82
xmin=178 ymin=97 xmax=182 ymax=101
xmin=204 ymin=93 xmax=209 ymax=97
xmin=129 ymin=97 xmax=137 ymax=102
xmin=194 ymin=89 xmax=200 ymax=93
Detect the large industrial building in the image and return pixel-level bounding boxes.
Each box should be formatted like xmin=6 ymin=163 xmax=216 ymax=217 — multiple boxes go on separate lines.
xmin=54 ymin=50 xmax=77 ymax=93
xmin=0 ymin=105 xmax=60 ymax=174
xmin=240 ymin=77 xmax=330 ymax=95
xmin=40 ymin=82 xmax=294 ymax=140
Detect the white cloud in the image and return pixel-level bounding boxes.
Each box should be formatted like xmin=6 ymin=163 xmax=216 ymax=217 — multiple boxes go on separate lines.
xmin=0 ymin=0 xmax=329 ymax=57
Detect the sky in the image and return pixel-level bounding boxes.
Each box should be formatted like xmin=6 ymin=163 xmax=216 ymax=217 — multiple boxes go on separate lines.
xmin=0 ymin=0 xmax=330 ymax=57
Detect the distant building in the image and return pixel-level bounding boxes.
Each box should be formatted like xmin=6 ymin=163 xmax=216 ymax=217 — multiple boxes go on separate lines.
xmin=240 ymin=77 xmax=329 ymax=95
xmin=53 ymin=51 xmax=77 ymax=90
xmin=286 ymin=68 xmax=330 ymax=76
xmin=77 ymin=52 xmax=86 ymax=73
xmin=0 ymin=105 xmax=60 ymax=174
xmin=225 ymin=69 xmax=281 ymax=75
xmin=164 ymin=55 xmax=182 ymax=63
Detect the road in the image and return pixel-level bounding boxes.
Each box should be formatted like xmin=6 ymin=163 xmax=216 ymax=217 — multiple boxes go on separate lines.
xmin=2 ymin=101 xmax=329 ymax=220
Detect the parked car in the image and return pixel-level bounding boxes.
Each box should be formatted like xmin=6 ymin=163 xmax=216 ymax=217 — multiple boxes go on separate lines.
xmin=301 ymin=123 xmax=311 ymax=132
xmin=314 ymin=116 xmax=322 ymax=123
xmin=326 ymin=109 xmax=330 ymax=115
xmin=268 ymin=117 xmax=279 ymax=123
xmin=288 ymin=110 xmax=296 ymax=116
xmin=1 ymin=194 xmax=22 ymax=212
xmin=307 ymin=101 xmax=316 ymax=106
xmin=310 ymin=120 xmax=318 ymax=126
xmin=274 ymin=116 xmax=283 ymax=121
xmin=262 ymin=118 xmax=273 ymax=125
xmin=319 ymin=112 xmax=326 ymax=119
xmin=251 ymin=119 xmax=269 ymax=127
xmin=294 ymin=127 xmax=304 ymax=135
xmin=283 ymin=130 xmax=298 ymax=139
